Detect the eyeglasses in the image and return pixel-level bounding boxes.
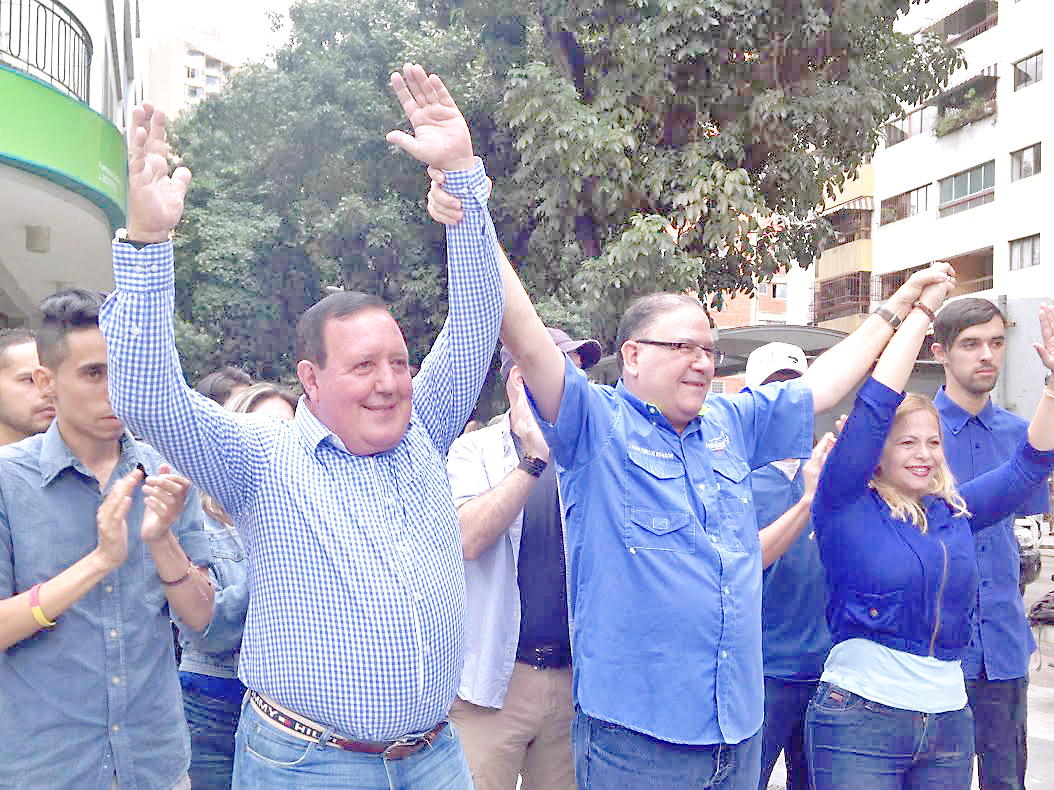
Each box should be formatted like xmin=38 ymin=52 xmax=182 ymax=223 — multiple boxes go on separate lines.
xmin=634 ymin=339 xmax=725 ymax=365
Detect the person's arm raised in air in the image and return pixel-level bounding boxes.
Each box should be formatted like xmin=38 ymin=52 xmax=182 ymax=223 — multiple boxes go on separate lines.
xmin=385 ymin=65 xmax=504 ymax=454
xmin=961 ymin=304 xmax=1054 ymax=527
xmin=758 ymin=433 xmax=835 ymax=568
xmin=99 ymin=104 xmax=268 ymax=522
xmin=425 ymin=169 xmax=564 ymax=423
xmin=814 ymin=278 xmax=954 ymax=515
xmin=802 ymin=263 xmax=955 ymax=414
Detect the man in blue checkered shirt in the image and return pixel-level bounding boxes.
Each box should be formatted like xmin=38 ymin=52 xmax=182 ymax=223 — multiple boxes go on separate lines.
xmin=100 ymin=64 xmax=500 ymax=789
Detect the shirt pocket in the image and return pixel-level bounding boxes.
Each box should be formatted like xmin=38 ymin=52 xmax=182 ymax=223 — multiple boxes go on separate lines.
xmin=712 ymin=456 xmax=757 ymax=552
xmin=624 ymin=448 xmax=695 ymax=553
xmin=207 ymin=529 xmax=247 ymax=588
xmin=844 ymin=589 xmax=905 ymax=637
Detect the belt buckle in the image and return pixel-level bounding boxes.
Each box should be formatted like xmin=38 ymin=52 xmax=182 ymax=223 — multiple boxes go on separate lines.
xmin=381 ymin=733 xmax=423 ymax=760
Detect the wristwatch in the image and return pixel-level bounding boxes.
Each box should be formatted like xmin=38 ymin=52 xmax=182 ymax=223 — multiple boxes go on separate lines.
xmin=517 ymin=455 xmax=548 ymax=478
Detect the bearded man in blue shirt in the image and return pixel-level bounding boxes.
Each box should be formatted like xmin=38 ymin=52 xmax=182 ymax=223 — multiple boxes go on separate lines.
xmin=426 ymin=176 xmax=956 ymax=789
xmin=931 ymin=298 xmax=1050 ymax=790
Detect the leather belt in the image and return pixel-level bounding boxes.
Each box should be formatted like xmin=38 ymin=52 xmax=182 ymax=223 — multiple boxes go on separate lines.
xmin=249 ymin=690 xmax=445 ymax=760
xmin=516 ymin=642 xmax=572 ymax=669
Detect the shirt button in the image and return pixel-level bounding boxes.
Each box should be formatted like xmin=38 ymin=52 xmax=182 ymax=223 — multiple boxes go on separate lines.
xmin=109 ymin=628 xmax=118 ymax=639
xmin=414 ymin=593 xmax=424 ymax=602
xmin=104 ymin=585 xmax=113 ymax=594
xmin=112 ymin=676 xmax=121 ymax=686
xmin=130 ymin=326 xmax=141 ymax=337
xmin=869 ymin=607 xmax=879 ymax=618
xmin=150 ymin=264 xmax=159 ymax=273
xmin=742 ymin=497 xmax=749 ymax=504
xmin=723 ymin=586 xmax=731 ymax=595
xmin=720 ymin=650 xmax=728 ymax=659
xmin=111 ymin=725 xmax=120 ymax=734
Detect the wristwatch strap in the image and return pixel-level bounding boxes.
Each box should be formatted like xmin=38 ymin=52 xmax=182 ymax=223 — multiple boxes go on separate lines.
xmin=517 ymin=456 xmax=548 ymax=478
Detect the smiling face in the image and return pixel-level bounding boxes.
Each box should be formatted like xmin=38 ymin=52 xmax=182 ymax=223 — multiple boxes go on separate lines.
xmin=0 ymin=341 xmax=54 ymax=443
xmin=620 ymin=304 xmax=715 ymax=432
xmin=876 ymin=406 xmax=945 ymax=500
xmin=296 ymin=309 xmax=413 ymax=455
xmin=933 ymin=314 xmax=1005 ymax=400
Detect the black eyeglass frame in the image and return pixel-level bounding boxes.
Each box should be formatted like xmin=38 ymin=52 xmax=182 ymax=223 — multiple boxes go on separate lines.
xmin=634 ymin=339 xmax=725 ymax=365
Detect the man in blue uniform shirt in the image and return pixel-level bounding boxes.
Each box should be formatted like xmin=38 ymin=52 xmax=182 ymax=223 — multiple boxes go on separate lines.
xmin=931 ymin=298 xmax=1050 ymax=790
xmin=744 ymin=343 xmax=832 ymax=790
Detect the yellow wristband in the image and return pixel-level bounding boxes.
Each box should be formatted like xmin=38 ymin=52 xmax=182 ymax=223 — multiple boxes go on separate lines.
xmin=29 ymin=583 xmax=56 ymax=628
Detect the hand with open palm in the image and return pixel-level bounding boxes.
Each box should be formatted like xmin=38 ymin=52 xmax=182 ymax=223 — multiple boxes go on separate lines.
xmin=386 ymin=63 xmax=475 ymax=172
xmin=126 ymin=103 xmax=191 ymax=243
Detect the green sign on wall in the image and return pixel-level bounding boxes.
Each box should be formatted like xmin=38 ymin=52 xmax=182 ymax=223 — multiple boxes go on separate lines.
xmin=0 ymin=64 xmax=127 ymax=229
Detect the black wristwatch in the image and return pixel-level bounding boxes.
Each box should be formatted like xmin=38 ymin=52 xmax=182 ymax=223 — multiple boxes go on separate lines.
xmin=517 ymin=455 xmax=548 ymax=478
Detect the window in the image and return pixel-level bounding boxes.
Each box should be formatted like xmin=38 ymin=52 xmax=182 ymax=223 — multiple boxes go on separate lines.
xmin=880 ymin=184 xmax=931 ymax=225
xmin=185 ymin=85 xmax=203 ymax=98
xmin=885 ymin=106 xmax=937 ymax=147
xmin=185 ymin=67 xmax=199 ymax=80
xmin=206 ymin=74 xmax=221 ymax=87
xmin=206 ymin=57 xmax=222 ymax=70
xmin=1011 ymin=143 xmax=1041 ymax=181
xmin=710 ymin=380 xmax=726 ymax=394
xmin=813 ymin=271 xmax=871 ymax=323
xmin=1014 ymin=52 xmax=1043 ymax=90
xmin=1009 ymin=235 xmax=1040 ymax=270
xmin=938 ymin=161 xmax=995 ymax=217
xmin=770 ymin=282 xmax=788 ymax=300
xmin=187 ymin=49 xmax=203 ymax=59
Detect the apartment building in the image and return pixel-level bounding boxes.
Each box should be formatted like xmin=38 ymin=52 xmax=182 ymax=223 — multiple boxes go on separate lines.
xmin=0 ymin=0 xmax=141 ymax=325
xmin=804 ymin=0 xmax=1049 ymax=335
xmin=148 ymin=28 xmax=237 ymax=116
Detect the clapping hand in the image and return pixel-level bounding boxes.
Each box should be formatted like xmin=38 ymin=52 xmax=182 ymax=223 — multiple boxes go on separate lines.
xmin=126 ymin=103 xmax=190 ymax=243
xmin=802 ymin=432 xmax=836 ymax=501
xmin=140 ymin=465 xmax=191 ymax=544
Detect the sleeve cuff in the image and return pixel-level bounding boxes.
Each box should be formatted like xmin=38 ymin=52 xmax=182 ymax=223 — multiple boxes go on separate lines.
xmin=440 ymin=158 xmax=490 ymax=210
xmin=1021 ymin=441 xmax=1054 ymax=476
xmin=112 ymin=240 xmax=175 ymax=292
xmin=858 ymin=376 xmax=906 ymax=410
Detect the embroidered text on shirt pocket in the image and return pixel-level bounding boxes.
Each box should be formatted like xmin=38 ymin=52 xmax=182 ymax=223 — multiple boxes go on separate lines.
xmin=625 ymin=508 xmax=695 ymax=553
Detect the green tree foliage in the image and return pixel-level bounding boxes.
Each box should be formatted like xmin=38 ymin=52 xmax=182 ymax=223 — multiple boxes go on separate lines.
xmin=171 ymin=0 xmax=960 ymax=388
xmin=502 ymin=0 xmax=962 ymax=338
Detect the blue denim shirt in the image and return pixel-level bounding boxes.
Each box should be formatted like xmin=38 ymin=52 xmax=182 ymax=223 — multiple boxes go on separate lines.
xmin=815 ymin=379 xmax=1054 ymax=663
xmin=178 ymin=513 xmax=247 ymax=679
xmin=531 ymin=358 xmax=813 ymax=745
xmin=753 ymin=464 xmax=831 ymax=680
xmin=934 ymin=387 xmax=1049 ymax=679
xmin=0 ymin=422 xmax=211 ymax=790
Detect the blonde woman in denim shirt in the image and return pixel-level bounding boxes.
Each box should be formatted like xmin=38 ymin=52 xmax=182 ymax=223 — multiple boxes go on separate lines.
xmin=177 ymin=383 xmax=297 ymax=790
xmin=807 ymin=285 xmax=1054 ymax=790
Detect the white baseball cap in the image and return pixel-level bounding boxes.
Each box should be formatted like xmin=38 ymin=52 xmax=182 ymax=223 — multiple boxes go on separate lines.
xmin=745 ymin=342 xmax=808 ymax=388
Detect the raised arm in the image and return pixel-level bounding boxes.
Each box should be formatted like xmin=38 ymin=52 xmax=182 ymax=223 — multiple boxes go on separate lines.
xmin=425 ymin=170 xmax=565 ymax=422
xmin=759 ymin=433 xmax=834 ymax=568
xmin=100 ymin=103 xmax=268 ymax=520
xmin=803 ymin=263 xmax=955 ymax=413
xmin=386 ymin=65 xmax=504 ymax=452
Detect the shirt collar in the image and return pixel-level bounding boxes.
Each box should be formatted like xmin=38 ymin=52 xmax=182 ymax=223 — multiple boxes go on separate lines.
xmin=933 ymin=386 xmax=997 ymax=434
xmin=38 ymin=421 xmax=144 ymax=487
xmin=614 ymin=379 xmax=703 ymax=436
xmin=294 ymin=396 xmax=349 ymax=454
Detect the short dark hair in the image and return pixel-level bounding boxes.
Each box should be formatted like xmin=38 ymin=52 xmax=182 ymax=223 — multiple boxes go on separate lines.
xmin=35 ymin=289 xmax=105 ymax=369
xmin=0 ymin=328 xmax=36 ymax=368
xmin=296 ymin=291 xmax=389 ymax=368
xmin=615 ymin=293 xmax=712 ymax=371
xmin=194 ymin=366 xmax=253 ymax=405
xmin=933 ymin=298 xmax=1006 ymax=349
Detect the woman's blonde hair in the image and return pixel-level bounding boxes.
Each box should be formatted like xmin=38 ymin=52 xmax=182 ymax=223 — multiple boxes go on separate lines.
xmin=202 ymin=383 xmax=298 ymax=526
xmin=868 ymin=394 xmax=970 ymax=533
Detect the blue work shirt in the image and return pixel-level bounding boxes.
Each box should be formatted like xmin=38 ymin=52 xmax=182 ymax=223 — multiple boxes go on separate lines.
xmin=753 ymin=464 xmax=831 ymax=680
xmin=0 ymin=422 xmax=210 ymax=790
xmin=934 ymin=387 xmax=1049 ymax=679
xmin=532 ymin=359 xmax=813 ymax=745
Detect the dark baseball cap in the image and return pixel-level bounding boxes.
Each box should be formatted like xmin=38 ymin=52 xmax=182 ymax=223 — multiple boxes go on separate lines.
xmin=500 ymin=327 xmax=602 ymax=380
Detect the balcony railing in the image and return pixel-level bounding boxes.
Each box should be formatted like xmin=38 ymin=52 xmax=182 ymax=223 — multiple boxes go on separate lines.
xmin=952 ymin=274 xmax=994 ymax=297
xmin=947 ymin=13 xmax=998 ymax=47
xmin=0 ymin=0 xmax=92 ymax=101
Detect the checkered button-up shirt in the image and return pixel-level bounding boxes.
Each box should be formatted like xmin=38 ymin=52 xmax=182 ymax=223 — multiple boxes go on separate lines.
xmin=100 ymin=162 xmax=502 ymax=739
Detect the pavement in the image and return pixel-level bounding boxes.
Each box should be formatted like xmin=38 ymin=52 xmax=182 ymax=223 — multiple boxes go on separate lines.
xmin=767 ymin=547 xmax=1054 ymax=789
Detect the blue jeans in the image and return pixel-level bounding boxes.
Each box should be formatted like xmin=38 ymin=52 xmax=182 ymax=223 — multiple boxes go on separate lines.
xmin=806 ymin=682 xmax=974 ymax=790
xmin=966 ymin=672 xmax=1028 ymax=790
xmin=572 ymin=707 xmax=762 ymax=789
xmin=758 ymin=677 xmax=817 ymax=790
xmin=180 ymin=672 xmax=246 ymax=790
xmin=231 ymin=694 xmax=473 ymax=789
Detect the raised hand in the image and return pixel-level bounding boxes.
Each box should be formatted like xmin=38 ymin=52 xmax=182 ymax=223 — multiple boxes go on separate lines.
xmin=386 ymin=64 xmax=475 ymax=171
xmin=508 ymin=373 xmax=549 ymax=462
xmin=1033 ymin=304 xmax=1054 ymax=373
xmin=95 ymin=470 xmax=142 ymax=571
xmin=126 ymin=102 xmax=191 ymax=243
xmin=890 ymin=261 xmax=956 ymax=311
xmin=140 ymin=464 xmax=191 ymax=544
xmin=802 ymin=432 xmax=836 ymax=500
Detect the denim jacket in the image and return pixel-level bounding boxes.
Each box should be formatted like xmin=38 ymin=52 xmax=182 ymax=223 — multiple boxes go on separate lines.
xmin=178 ymin=513 xmax=247 ymax=679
